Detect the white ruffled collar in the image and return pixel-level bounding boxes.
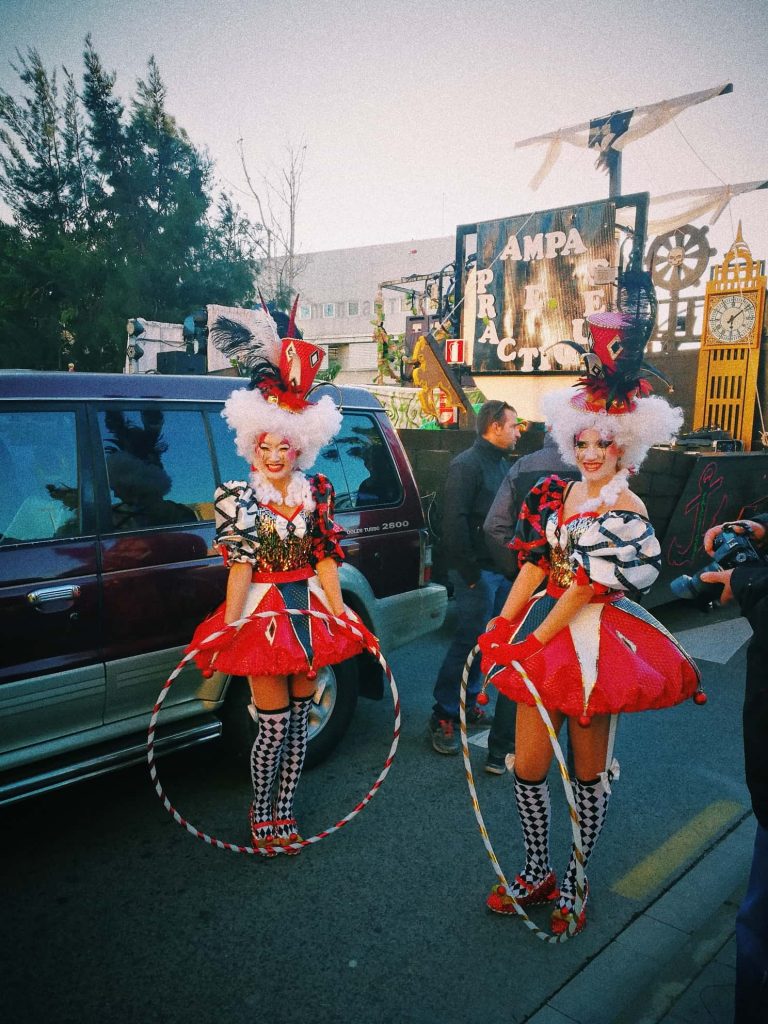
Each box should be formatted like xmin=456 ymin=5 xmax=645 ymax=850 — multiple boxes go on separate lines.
xmin=575 ymin=468 xmax=631 ymax=513
xmin=247 ymin=469 xmax=316 ymax=512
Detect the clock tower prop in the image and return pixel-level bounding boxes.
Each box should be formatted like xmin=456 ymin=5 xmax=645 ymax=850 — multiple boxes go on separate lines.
xmin=693 ymin=224 xmax=767 ymax=450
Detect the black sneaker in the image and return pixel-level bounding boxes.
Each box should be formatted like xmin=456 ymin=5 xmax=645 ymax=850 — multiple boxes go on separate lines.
xmin=484 ymin=753 xmax=507 ymax=775
xmin=428 ymin=715 xmax=460 ymax=755
xmin=466 ymin=705 xmax=493 ymax=728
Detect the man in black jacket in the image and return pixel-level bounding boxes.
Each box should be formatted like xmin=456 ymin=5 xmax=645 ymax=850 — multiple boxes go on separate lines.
xmin=481 ymin=429 xmax=578 ymax=773
xmin=701 ymin=514 xmax=768 ymax=1024
xmin=428 ymin=400 xmax=522 ymax=754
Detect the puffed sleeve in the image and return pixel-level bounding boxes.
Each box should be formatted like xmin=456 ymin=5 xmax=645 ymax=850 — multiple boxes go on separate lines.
xmin=572 ymin=511 xmax=661 ymax=595
xmin=213 ymin=481 xmax=259 ymax=566
xmin=511 ymin=475 xmax=567 ymax=571
xmin=309 ymin=474 xmax=346 ymax=566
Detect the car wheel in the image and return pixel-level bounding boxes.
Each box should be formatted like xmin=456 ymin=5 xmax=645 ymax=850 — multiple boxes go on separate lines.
xmin=219 ymin=657 xmax=359 ymax=770
xmin=304 ymin=658 xmax=359 ymax=769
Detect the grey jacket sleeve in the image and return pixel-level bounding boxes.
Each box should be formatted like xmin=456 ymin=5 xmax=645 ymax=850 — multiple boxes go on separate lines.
xmin=483 ymin=472 xmax=519 ymax=579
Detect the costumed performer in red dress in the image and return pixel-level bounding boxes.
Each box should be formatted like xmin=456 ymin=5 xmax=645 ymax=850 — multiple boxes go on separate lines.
xmin=188 ymin=302 xmax=374 ymax=855
xmin=478 ymin=309 xmax=701 ymax=934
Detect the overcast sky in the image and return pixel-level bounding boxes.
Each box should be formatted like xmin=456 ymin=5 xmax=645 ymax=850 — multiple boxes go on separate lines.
xmin=2 ymin=0 xmax=767 ymax=268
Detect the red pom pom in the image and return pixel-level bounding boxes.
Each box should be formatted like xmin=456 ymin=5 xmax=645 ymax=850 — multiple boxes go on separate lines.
xmin=202 ymin=667 xmax=214 ymax=679
xmin=307 ymin=668 xmax=318 ymax=680
xmin=693 ymin=690 xmax=708 ymax=705
xmin=577 ymin=713 xmax=592 ymax=728
xmin=476 ymin=691 xmax=490 ymax=706
xmin=495 ymin=885 xmax=506 ymax=896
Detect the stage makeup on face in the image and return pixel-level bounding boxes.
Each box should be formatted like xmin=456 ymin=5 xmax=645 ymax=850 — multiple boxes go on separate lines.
xmin=255 ymin=433 xmax=299 ymax=483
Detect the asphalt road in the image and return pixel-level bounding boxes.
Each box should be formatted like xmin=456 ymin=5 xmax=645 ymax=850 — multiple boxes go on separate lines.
xmin=1 ymin=599 xmax=753 ymax=1024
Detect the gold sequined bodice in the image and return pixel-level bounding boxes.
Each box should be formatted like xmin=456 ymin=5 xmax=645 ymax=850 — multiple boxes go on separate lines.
xmin=546 ymin=511 xmax=599 ymax=588
xmin=244 ymin=503 xmax=315 ymax=573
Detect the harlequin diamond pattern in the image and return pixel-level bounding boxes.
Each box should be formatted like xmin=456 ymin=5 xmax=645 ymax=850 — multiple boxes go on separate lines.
xmin=607 ymin=336 xmax=623 ymax=361
xmin=511 ymin=776 xmax=553 ymax=895
xmin=559 ymin=776 xmax=611 ymax=907
xmin=276 ymin=581 xmax=313 ymax=664
xmin=250 ymin=708 xmax=290 ymax=831
xmin=274 ymin=696 xmax=312 ymax=838
xmin=265 ymin=616 xmax=278 ymax=645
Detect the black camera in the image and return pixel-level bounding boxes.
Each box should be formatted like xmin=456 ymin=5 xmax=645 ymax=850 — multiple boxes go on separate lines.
xmin=670 ymin=528 xmax=763 ymax=603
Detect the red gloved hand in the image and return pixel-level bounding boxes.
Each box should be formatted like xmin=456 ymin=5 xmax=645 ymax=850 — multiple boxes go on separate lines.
xmin=477 ymin=616 xmax=514 ymax=657
xmin=491 ymin=632 xmax=544 ymax=666
xmin=339 ymin=611 xmax=379 ymax=653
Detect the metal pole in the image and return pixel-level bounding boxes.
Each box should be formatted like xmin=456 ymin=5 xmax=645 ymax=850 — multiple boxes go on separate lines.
xmin=607 ymin=149 xmax=622 ymax=198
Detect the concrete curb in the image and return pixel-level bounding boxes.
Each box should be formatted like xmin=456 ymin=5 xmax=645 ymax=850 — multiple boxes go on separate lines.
xmin=524 ymin=815 xmax=755 ymax=1024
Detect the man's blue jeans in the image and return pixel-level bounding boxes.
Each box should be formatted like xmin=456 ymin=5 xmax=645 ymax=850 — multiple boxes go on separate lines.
xmin=432 ymin=569 xmax=510 ymax=720
xmin=735 ymin=820 xmax=768 ymax=1022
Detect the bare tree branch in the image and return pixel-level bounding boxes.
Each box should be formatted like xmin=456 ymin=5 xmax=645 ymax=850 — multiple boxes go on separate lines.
xmin=236 ymin=137 xmax=309 ymax=305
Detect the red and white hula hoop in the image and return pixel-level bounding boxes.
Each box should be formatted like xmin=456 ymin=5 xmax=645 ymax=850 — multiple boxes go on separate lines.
xmin=147 ymin=610 xmax=400 ymax=855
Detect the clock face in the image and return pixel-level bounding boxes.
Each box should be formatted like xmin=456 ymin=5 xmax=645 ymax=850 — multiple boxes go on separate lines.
xmin=707 ymin=293 xmax=757 ymax=343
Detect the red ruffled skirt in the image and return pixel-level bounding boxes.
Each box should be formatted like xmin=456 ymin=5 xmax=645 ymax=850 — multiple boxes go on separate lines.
xmin=188 ymin=570 xmax=365 ymax=677
xmin=483 ymin=592 xmax=700 ymax=718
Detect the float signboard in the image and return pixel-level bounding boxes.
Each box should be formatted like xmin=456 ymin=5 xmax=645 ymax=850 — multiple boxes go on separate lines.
xmin=470 ymin=196 xmax=634 ymax=374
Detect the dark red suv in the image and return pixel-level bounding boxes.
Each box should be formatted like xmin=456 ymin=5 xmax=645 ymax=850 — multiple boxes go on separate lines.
xmin=0 ymin=372 xmax=446 ymax=804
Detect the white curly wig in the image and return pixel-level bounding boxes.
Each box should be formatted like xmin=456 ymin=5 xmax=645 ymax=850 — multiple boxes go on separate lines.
xmin=541 ymin=387 xmax=684 ymax=472
xmin=222 ymin=387 xmax=342 ymax=470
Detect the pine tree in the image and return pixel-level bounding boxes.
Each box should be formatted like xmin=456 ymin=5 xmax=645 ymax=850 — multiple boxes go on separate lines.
xmin=0 ymin=39 xmax=258 ymax=371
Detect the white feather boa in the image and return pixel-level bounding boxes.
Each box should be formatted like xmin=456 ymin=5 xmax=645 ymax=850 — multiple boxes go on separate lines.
xmin=576 ymin=468 xmax=631 ymax=513
xmin=248 ymin=469 xmax=315 ymax=511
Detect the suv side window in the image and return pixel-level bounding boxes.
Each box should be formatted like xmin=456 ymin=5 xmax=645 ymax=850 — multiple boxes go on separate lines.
xmin=333 ymin=413 xmax=402 ymax=509
xmin=206 ymin=405 xmax=250 ymax=483
xmin=0 ymin=411 xmax=81 ymax=544
xmin=97 ymin=409 xmax=216 ymax=531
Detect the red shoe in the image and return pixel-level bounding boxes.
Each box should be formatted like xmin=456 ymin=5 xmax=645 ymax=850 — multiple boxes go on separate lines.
xmin=249 ymin=806 xmax=277 ymax=857
xmin=272 ymin=818 xmax=303 ymax=856
xmin=486 ymin=871 xmax=558 ymax=914
xmin=550 ymin=883 xmax=589 ymax=935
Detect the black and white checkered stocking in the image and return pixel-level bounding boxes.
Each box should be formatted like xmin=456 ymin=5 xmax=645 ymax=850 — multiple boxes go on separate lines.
xmin=510 ymin=773 xmax=553 ymax=895
xmin=250 ymin=706 xmax=290 ymax=841
xmin=273 ymin=695 xmax=312 ymax=840
xmin=558 ymin=774 xmax=611 ymax=910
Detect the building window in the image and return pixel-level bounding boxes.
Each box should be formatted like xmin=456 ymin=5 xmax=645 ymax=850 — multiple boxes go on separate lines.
xmin=362 ymin=300 xmax=371 ymax=316
xmin=400 ymin=296 xmax=412 ymax=313
xmin=323 ymin=303 xmax=335 ymax=318
xmin=299 ymin=304 xmax=312 ymax=319
xmin=387 ymin=299 xmax=397 ymax=315
xmin=348 ymin=301 xmax=359 ymax=317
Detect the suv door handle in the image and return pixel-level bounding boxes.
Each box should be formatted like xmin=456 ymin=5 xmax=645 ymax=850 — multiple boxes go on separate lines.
xmin=27 ymin=584 xmax=81 ymax=608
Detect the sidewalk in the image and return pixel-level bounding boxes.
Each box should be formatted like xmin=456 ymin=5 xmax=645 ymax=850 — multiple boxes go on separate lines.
xmin=524 ymin=815 xmax=755 ymax=1024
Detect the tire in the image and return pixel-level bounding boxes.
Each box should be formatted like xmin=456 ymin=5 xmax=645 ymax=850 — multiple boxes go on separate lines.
xmin=218 ymin=657 xmax=359 ymax=770
xmin=304 ymin=657 xmax=359 ymax=769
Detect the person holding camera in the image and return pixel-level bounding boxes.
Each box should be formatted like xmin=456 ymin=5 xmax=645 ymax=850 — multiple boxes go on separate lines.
xmin=700 ymin=515 xmax=768 ymax=1023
